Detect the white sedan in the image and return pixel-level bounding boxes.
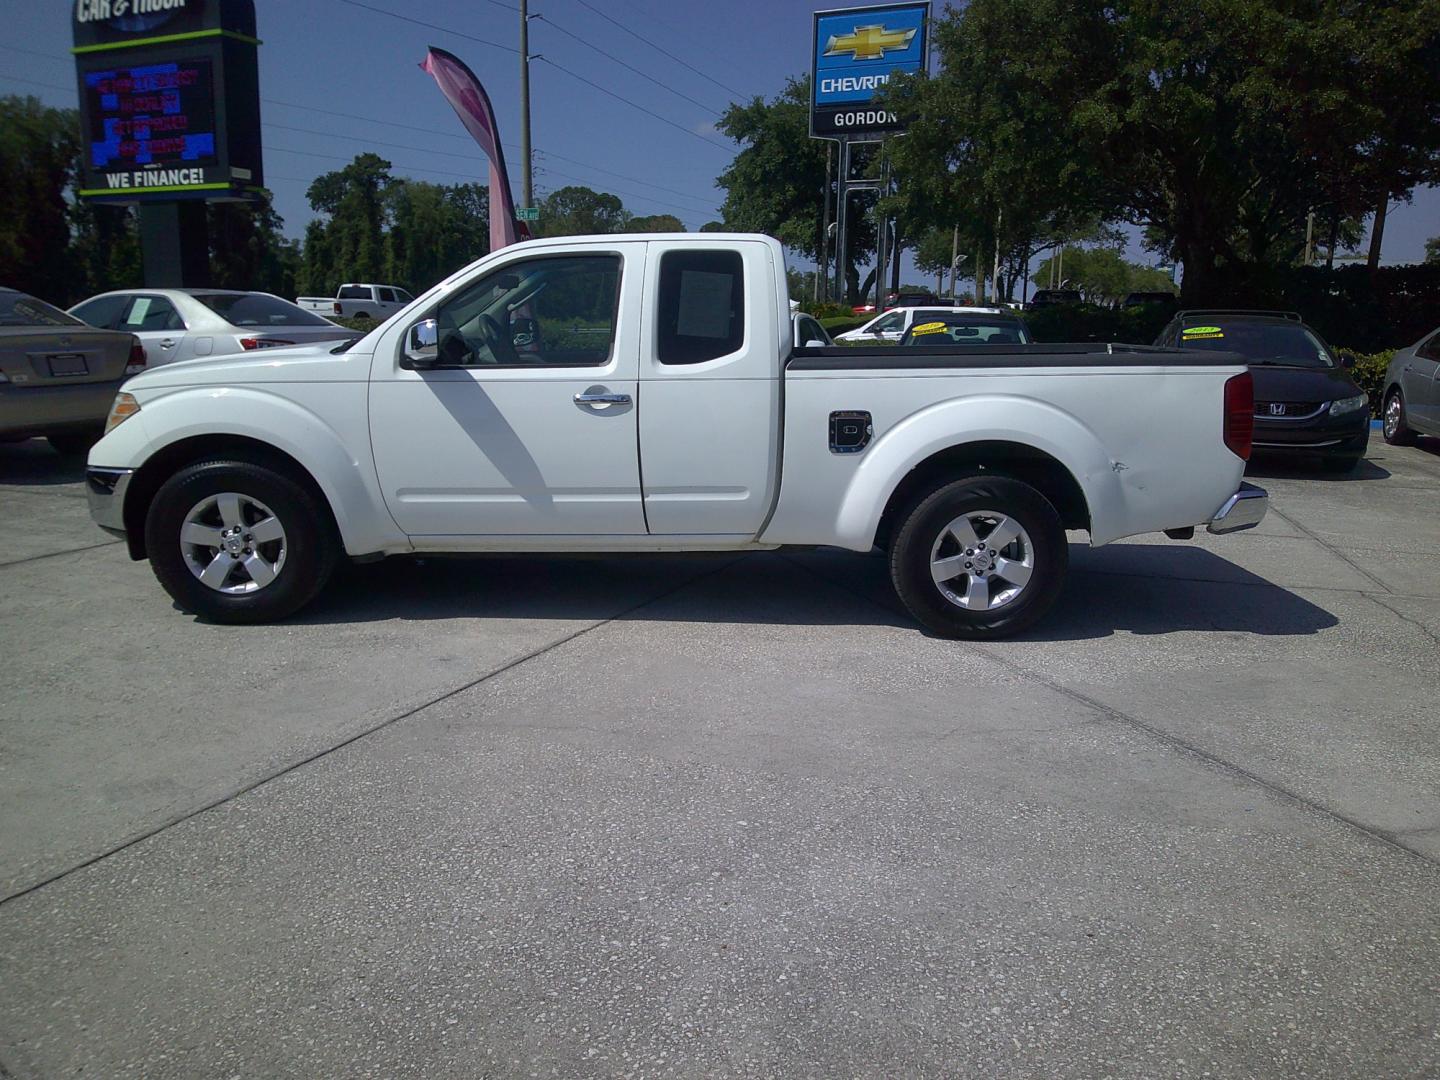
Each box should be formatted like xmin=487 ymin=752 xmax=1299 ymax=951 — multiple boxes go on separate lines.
xmin=70 ymin=289 xmax=362 ymax=367
xmin=835 ymin=305 xmax=1018 ymax=344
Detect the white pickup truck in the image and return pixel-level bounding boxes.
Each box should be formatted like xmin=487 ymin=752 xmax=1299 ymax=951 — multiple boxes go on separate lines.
xmin=295 ymin=283 xmax=415 ymax=324
xmin=87 ymin=234 xmax=1266 ymax=638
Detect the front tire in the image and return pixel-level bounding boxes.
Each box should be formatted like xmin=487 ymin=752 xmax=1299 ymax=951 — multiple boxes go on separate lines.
xmin=1383 ymin=389 xmax=1417 ymax=446
xmin=145 ymin=458 xmax=338 ymax=623
xmin=889 ymin=476 xmax=1068 ymax=639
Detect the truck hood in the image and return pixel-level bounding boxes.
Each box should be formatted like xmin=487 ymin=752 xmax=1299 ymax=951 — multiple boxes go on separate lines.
xmin=123 ymin=340 xmax=375 ymax=390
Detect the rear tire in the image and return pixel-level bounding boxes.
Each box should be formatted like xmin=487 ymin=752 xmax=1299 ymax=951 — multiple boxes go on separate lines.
xmin=889 ymin=475 xmax=1068 ymax=639
xmin=145 ymin=458 xmax=338 ymax=623
xmin=48 ymin=428 xmax=102 ymax=456
xmin=1383 ymin=389 xmax=1417 ymax=446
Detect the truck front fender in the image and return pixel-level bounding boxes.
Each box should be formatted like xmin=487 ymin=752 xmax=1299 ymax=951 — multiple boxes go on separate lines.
xmin=833 ymin=394 xmax=1122 ymax=550
xmin=121 ymin=385 xmax=406 ymax=557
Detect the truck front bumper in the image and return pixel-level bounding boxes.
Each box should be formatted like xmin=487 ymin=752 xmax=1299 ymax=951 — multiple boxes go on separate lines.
xmin=1207 ymin=481 xmax=1269 ymax=535
xmin=87 ymin=467 xmax=134 ymax=538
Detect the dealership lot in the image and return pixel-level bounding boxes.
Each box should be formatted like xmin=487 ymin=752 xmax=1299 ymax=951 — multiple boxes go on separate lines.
xmin=1 ymin=437 xmax=1438 ymax=1077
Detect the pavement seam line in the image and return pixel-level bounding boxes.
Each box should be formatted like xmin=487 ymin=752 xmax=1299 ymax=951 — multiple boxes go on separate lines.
xmin=1265 ymin=505 xmax=1393 ymax=593
xmin=778 ymin=553 xmax=1440 ymax=872
xmin=0 ymin=539 xmax=124 ymax=570
xmin=0 ymin=554 xmax=748 ymax=909
xmin=1363 ymin=593 xmax=1440 ymax=649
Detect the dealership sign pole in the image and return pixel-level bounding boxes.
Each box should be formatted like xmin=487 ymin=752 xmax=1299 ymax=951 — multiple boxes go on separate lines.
xmin=72 ymin=0 xmax=265 ymax=287
xmin=810 ymin=2 xmax=929 ymax=303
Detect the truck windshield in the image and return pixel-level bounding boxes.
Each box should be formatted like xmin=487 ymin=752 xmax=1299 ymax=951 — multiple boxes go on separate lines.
xmin=1179 ymin=322 xmax=1334 ymax=368
xmin=193 ymin=293 xmax=336 ymax=328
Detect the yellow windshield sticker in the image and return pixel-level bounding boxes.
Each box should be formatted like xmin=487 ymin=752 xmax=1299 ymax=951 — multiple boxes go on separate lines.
xmin=911 ymin=321 xmax=948 ymax=336
xmin=1182 ymin=325 xmax=1224 ymax=339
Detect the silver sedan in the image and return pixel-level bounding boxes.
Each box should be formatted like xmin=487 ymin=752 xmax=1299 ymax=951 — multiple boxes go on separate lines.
xmin=1381 ymin=326 xmax=1440 ymax=444
xmin=69 ymin=289 xmax=362 ymax=367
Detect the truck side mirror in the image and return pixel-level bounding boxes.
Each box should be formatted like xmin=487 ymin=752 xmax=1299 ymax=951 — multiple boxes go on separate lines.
xmin=1338 ymin=353 xmax=1355 ymax=369
xmin=404 ymin=318 xmax=439 ymax=367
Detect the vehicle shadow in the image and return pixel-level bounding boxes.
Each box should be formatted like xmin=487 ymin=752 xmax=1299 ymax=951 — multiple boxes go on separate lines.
xmin=0 ymin=440 xmax=88 ymax=487
xmin=1245 ymin=457 xmax=1391 ymax=482
xmin=288 ymin=544 xmax=1338 ymax=642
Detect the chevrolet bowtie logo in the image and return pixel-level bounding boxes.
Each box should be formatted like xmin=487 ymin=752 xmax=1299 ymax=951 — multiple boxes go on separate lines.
xmin=824 ymin=23 xmax=916 ymax=61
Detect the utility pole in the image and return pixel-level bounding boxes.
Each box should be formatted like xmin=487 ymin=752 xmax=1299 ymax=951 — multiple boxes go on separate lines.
xmin=819 ymin=141 xmax=832 ymax=302
xmin=519 ymin=0 xmax=533 ymax=207
xmin=1303 ymin=209 xmax=1315 ymax=267
xmin=948 ymin=224 xmax=958 ymax=299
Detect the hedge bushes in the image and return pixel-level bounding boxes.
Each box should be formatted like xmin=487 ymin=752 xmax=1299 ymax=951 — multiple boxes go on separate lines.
xmin=819 ymin=315 xmax=868 ymax=336
xmin=1336 ymin=350 xmax=1394 ymax=417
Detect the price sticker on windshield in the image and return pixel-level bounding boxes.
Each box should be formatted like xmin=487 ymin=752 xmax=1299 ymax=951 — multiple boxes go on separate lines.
xmin=1182 ymin=325 xmax=1225 ymax=340
xmin=912 ymin=321 xmax=948 ymax=336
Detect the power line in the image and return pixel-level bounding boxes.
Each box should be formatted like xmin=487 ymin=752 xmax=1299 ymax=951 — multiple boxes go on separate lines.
xmin=335 ymin=0 xmax=730 ymax=153
xmin=531 ymin=13 xmax=724 ymax=118
xmin=535 ymin=57 xmax=730 ymax=152
xmin=570 ymin=0 xmax=751 ymax=101
xmin=334 ymin=0 xmax=517 ymax=54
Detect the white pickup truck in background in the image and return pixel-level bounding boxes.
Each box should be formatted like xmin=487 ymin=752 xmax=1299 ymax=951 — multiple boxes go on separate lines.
xmin=87 ymin=233 xmax=1266 ymax=639
xmin=295 ymin=283 xmax=415 ymax=323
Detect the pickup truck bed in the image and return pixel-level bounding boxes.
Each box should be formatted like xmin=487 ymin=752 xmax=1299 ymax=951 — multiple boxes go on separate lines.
xmin=86 ymin=232 xmax=1265 ymax=639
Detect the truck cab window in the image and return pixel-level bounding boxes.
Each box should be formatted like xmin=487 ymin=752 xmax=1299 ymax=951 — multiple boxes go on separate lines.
xmin=432 ymin=254 xmax=620 ymax=367
xmin=657 ymin=250 xmax=744 ymax=365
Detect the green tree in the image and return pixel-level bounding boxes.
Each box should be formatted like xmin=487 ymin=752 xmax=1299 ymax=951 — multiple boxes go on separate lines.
xmin=385 ymin=180 xmax=489 ymax=294
xmin=628 ymin=214 xmax=685 ymax=233
xmin=1033 ymin=246 xmax=1176 ymax=304
xmin=715 ymin=76 xmax=876 ymax=302
xmin=1426 ymin=236 xmax=1440 ymax=265
xmin=0 ymin=96 xmax=81 ymax=303
xmin=884 ymin=0 xmax=1440 ymax=302
xmin=536 ymin=185 xmax=630 ymax=236
xmin=302 ymin=153 xmax=393 ymax=292
xmin=208 ymin=190 xmax=300 ymax=298
xmin=69 ymin=202 xmax=142 ymax=303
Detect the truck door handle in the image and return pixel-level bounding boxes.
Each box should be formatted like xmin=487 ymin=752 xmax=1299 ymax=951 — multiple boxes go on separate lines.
xmin=159 ymin=339 xmax=176 ymax=348
xmin=574 ymin=391 xmax=631 ymax=408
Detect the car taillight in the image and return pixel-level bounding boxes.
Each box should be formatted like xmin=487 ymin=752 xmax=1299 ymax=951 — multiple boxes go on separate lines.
xmin=239 ymin=338 xmax=297 ymax=350
xmin=1224 ymin=371 xmax=1254 ymax=460
xmin=334 ymin=302 xmax=342 ymax=315
xmin=124 ymin=338 xmax=146 ymax=375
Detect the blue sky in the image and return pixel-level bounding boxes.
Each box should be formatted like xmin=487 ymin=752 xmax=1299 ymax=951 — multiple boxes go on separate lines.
xmin=3 ymin=0 xmax=1435 ymax=285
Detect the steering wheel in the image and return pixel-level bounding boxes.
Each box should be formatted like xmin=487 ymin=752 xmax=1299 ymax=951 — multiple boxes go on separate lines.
xmin=478 ymin=312 xmax=520 ymax=365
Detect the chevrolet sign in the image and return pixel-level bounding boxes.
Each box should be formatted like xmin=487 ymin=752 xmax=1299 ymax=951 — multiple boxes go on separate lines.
xmin=811 ymin=2 xmax=929 ymax=138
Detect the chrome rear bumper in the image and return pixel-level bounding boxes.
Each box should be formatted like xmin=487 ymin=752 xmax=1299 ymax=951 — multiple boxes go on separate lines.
xmin=87 ymin=467 xmax=133 ymax=536
xmin=1207 ymin=481 xmax=1269 ymax=535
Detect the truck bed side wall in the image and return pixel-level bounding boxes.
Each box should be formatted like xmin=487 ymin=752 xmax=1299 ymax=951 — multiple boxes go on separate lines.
xmin=763 ymin=366 xmax=1246 ymax=549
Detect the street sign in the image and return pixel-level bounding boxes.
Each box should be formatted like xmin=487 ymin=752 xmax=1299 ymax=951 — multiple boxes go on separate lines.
xmin=810 ymin=2 xmax=930 ymax=140
xmin=517 ymin=207 xmax=540 ymax=222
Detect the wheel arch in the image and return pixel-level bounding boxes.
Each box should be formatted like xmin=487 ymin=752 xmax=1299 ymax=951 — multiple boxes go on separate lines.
xmin=123 ymin=435 xmax=337 ymax=561
xmin=830 ymin=396 xmax=1117 ymax=552
xmin=872 ymin=440 xmax=1091 ymax=552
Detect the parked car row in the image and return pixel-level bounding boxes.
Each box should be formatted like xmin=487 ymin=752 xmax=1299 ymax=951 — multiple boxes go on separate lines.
xmin=1 ymin=286 xmax=358 ymax=455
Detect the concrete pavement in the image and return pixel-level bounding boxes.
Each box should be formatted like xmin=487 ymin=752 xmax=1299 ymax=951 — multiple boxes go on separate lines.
xmin=1 ymin=437 xmax=1437 ymax=1077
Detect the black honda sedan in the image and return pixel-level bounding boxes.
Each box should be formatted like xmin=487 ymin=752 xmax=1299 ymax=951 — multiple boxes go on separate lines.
xmin=1156 ymin=310 xmax=1370 ymax=472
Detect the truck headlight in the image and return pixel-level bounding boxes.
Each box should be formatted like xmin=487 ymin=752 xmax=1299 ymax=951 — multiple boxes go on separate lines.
xmin=104 ymin=392 xmax=140 ymax=434
xmin=1329 ymin=394 xmax=1367 ymax=417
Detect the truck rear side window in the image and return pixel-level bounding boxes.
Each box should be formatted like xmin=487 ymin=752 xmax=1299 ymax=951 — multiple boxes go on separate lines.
xmin=657 ymin=250 xmax=744 ymax=365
